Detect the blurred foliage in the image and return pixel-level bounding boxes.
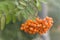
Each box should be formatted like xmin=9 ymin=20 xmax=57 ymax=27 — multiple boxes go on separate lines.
xmin=47 ymin=0 xmax=60 ymax=28
xmin=0 ymin=0 xmax=41 ymax=31
xmin=0 ymin=0 xmax=46 ymax=40
xmin=2 ymin=0 xmax=60 ymax=40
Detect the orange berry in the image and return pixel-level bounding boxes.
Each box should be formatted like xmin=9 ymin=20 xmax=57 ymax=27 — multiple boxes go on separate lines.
xmin=39 ymin=32 xmax=43 ymax=35
xmin=28 ymin=31 xmax=33 ymax=34
xmin=32 ymin=32 xmax=35 ymax=34
xmin=44 ymin=28 xmax=48 ymax=32
xmin=25 ymin=26 xmax=29 ymax=28
xmin=37 ymin=24 xmax=42 ymax=28
xmin=43 ymin=25 xmax=46 ymax=28
xmin=34 ymin=29 xmax=37 ymax=32
xmin=27 ymin=23 xmax=31 ymax=25
xmin=36 ymin=18 xmax=40 ymax=21
xmin=20 ymin=27 xmax=24 ymax=30
xmin=24 ymin=29 xmax=28 ymax=32
xmin=21 ymin=24 xmax=25 ymax=26
xmin=29 ymin=27 xmax=33 ymax=31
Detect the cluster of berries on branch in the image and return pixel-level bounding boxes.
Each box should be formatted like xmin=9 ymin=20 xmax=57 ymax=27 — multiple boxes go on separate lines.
xmin=20 ymin=16 xmax=53 ymax=35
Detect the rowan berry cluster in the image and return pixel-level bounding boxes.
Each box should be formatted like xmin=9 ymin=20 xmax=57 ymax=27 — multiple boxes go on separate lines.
xmin=20 ymin=16 xmax=53 ymax=35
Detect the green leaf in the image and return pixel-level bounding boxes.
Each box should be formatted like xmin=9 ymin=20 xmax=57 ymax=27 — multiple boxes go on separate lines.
xmin=0 ymin=2 xmax=9 ymax=14
xmin=7 ymin=2 xmax=15 ymax=10
xmin=19 ymin=1 xmax=27 ymax=6
xmin=0 ymin=11 xmax=2 ymax=17
xmin=6 ymin=14 xmax=11 ymax=24
xmin=12 ymin=15 xmax=16 ymax=23
xmin=17 ymin=5 xmax=25 ymax=9
xmin=27 ymin=7 xmax=33 ymax=14
xmin=36 ymin=0 xmax=41 ymax=10
xmin=1 ymin=15 xmax=5 ymax=30
xmin=22 ymin=10 xmax=28 ymax=19
xmin=16 ymin=11 xmax=22 ymax=21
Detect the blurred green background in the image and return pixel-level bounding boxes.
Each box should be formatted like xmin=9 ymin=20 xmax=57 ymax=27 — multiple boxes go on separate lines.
xmin=0 ymin=0 xmax=60 ymax=40
xmin=48 ymin=0 xmax=60 ymax=40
